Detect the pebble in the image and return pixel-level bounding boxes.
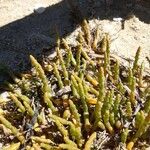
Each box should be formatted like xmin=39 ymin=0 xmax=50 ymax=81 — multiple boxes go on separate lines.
xmin=0 ymin=92 xmax=9 ymax=100
xmin=34 ymin=4 xmax=46 ymax=14
xmin=113 ymin=17 xmax=123 ymax=22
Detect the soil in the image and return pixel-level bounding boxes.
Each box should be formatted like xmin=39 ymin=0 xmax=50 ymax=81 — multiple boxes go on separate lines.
xmin=0 ymin=0 xmax=150 ymax=83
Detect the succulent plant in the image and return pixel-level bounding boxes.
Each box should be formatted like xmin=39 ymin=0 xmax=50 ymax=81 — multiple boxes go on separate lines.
xmin=0 ymin=20 xmax=149 ymax=150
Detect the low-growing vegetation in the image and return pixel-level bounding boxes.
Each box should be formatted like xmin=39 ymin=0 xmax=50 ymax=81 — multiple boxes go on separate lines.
xmin=0 ymin=20 xmax=149 ymax=150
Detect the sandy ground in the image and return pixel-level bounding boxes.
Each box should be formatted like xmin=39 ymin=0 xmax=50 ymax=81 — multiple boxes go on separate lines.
xmin=0 ymin=0 xmax=149 ymax=82
xmin=0 ymin=0 xmax=61 ymax=26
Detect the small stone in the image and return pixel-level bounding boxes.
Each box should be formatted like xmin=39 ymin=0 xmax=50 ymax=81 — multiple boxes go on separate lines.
xmin=113 ymin=17 xmax=123 ymax=22
xmin=34 ymin=5 xmax=46 ymax=14
xmin=0 ymin=92 xmax=9 ymax=103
